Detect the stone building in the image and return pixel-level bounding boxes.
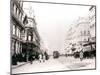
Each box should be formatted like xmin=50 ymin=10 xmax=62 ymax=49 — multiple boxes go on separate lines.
xmin=11 ymin=0 xmax=41 ymax=65
xmin=11 ymin=0 xmax=27 ymax=65
xmin=22 ymin=17 xmax=41 ymax=62
xmin=64 ymin=6 xmax=96 ymax=56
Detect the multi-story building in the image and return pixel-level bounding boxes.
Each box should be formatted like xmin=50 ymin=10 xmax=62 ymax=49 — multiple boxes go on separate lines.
xmin=11 ymin=0 xmax=28 ymax=65
xmin=65 ymin=17 xmax=91 ymax=54
xmin=88 ymin=6 xmax=96 ymax=51
xmin=64 ymin=6 xmax=96 ymax=55
xmin=22 ymin=16 xmax=41 ymax=62
xmin=89 ymin=6 xmax=96 ymax=38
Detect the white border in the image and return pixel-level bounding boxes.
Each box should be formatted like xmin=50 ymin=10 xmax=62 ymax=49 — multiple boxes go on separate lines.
xmin=0 ymin=0 xmax=100 ymax=75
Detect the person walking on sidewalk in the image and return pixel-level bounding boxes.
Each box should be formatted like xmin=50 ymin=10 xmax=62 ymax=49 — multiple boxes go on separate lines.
xmin=29 ymin=55 xmax=34 ymax=64
xmin=39 ymin=54 xmax=42 ymax=63
xmin=43 ymin=54 xmax=45 ymax=62
xmin=80 ymin=47 xmax=84 ymax=61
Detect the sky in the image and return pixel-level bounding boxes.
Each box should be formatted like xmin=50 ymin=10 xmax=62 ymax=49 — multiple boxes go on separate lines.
xmin=23 ymin=2 xmax=91 ymax=54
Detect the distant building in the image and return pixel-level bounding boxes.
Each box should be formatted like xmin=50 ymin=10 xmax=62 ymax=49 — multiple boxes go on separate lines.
xmin=64 ymin=6 xmax=96 ymax=54
xmin=89 ymin=6 xmax=96 ymax=40
xmin=88 ymin=6 xmax=96 ymax=51
xmin=65 ymin=17 xmax=91 ymax=53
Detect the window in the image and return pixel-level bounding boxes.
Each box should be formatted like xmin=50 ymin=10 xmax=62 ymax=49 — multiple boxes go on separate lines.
xmin=22 ymin=15 xmax=24 ymax=22
xmin=16 ymin=41 xmax=20 ymax=54
xmin=13 ymin=25 xmax=15 ymax=35
xmin=14 ymin=4 xmax=16 ymax=14
xmin=18 ymin=29 xmax=20 ymax=38
xmin=16 ymin=41 xmax=18 ymax=54
xmin=20 ymin=13 xmax=22 ymax=21
xmin=16 ymin=7 xmax=17 ymax=15
xmin=16 ymin=27 xmax=19 ymax=37
xmin=11 ymin=40 xmax=15 ymax=55
xmin=19 ymin=11 xmax=21 ymax=20
xmin=18 ymin=42 xmax=20 ymax=54
xmin=28 ymin=35 xmax=31 ymax=41
xmin=20 ymin=43 xmax=22 ymax=53
xmin=23 ymin=31 xmax=26 ymax=40
xmin=17 ymin=8 xmax=19 ymax=18
xmin=33 ymin=37 xmax=35 ymax=41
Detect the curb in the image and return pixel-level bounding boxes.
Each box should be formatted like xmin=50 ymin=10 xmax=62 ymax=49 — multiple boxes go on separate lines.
xmin=12 ymin=61 xmax=30 ymax=69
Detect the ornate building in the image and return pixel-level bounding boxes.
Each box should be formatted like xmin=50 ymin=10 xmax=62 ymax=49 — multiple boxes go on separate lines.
xmin=22 ymin=17 xmax=41 ymax=62
xmin=11 ymin=0 xmax=41 ymax=65
xmin=11 ymin=0 xmax=27 ymax=65
xmin=64 ymin=6 xmax=96 ymax=56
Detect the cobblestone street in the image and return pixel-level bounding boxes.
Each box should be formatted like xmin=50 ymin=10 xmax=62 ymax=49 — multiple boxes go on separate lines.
xmin=12 ymin=56 xmax=95 ymax=74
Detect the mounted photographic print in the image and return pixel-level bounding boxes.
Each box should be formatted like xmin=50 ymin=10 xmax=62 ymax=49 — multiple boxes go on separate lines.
xmin=11 ymin=0 xmax=96 ymax=74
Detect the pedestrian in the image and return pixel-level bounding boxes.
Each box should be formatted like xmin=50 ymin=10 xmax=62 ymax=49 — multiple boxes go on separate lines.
xmin=29 ymin=55 xmax=33 ymax=64
xmin=80 ymin=48 xmax=84 ymax=61
xmin=43 ymin=54 xmax=45 ymax=62
xmin=39 ymin=54 xmax=42 ymax=63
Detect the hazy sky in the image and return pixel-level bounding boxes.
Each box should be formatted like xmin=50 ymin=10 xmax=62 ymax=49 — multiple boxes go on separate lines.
xmin=23 ymin=2 xmax=90 ymax=53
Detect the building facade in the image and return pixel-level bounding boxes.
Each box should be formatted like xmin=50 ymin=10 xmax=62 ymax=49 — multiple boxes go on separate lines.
xmin=64 ymin=6 xmax=96 ymax=56
xmin=11 ymin=0 xmax=28 ymax=65
xmin=11 ymin=0 xmax=42 ymax=65
xmin=22 ymin=17 xmax=41 ymax=62
xmin=65 ymin=17 xmax=91 ymax=54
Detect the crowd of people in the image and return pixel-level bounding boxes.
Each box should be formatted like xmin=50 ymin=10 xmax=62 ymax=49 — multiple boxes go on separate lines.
xmin=29 ymin=51 xmax=49 ymax=64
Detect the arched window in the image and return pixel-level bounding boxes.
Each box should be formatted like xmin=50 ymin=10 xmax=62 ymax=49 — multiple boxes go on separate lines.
xmin=28 ymin=35 xmax=31 ymax=41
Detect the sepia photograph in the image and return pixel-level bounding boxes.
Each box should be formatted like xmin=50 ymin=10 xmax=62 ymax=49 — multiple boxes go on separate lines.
xmin=10 ymin=0 xmax=96 ymax=74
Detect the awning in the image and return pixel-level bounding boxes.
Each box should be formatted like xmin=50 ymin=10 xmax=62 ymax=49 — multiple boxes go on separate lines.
xmin=83 ymin=42 xmax=96 ymax=46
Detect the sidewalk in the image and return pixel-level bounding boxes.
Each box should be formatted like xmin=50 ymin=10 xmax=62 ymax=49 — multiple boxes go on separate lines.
xmin=12 ymin=61 xmax=29 ymax=69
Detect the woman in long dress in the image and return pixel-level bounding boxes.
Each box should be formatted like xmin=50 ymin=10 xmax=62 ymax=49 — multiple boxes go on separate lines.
xmin=39 ymin=54 xmax=42 ymax=62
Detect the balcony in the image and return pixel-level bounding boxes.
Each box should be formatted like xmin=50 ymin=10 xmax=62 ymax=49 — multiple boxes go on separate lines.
xmin=12 ymin=34 xmax=23 ymax=42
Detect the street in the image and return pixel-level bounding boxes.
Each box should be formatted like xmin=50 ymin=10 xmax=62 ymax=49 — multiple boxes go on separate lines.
xmin=12 ymin=56 xmax=95 ymax=74
xmin=10 ymin=1 xmax=96 ymax=74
